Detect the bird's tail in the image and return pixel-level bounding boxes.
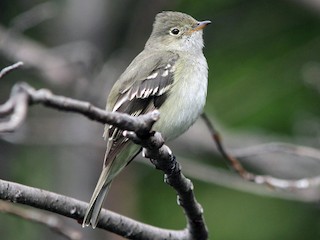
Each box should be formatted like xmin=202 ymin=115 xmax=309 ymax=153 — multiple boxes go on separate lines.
xmin=83 ymin=141 xmax=141 ymax=228
xmin=82 ymin=166 xmax=111 ymax=228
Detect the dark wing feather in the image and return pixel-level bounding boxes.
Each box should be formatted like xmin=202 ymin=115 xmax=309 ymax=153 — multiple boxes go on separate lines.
xmin=104 ymin=52 xmax=179 ymax=166
xmin=117 ymin=55 xmax=177 ymax=107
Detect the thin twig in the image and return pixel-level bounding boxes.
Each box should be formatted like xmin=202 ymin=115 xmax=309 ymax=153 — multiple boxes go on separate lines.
xmin=201 ymin=113 xmax=254 ymax=179
xmin=201 ymin=112 xmax=320 ymax=190
xmin=0 ymin=61 xmax=24 ymax=79
xmin=0 ymin=200 xmax=81 ymax=240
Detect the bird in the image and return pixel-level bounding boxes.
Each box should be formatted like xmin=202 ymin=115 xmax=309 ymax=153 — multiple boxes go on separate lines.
xmin=83 ymin=11 xmax=211 ymax=228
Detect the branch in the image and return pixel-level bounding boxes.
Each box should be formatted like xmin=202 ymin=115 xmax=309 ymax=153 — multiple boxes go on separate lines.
xmin=201 ymin=113 xmax=320 ymax=190
xmin=0 ymin=82 xmax=159 ymax=134
xmin=0 ymin=61 xmax=24 ymax=79
xmin=0 ymin=179 xmax=188 ymax=240
xmin=124 ymin=131 xmax=208 ymax=240
xmin=0 ymin=200 xmax=81 ymax=240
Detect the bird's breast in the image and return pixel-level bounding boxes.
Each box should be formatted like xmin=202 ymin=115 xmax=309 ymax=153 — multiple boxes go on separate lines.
xmin=153 ymin=54 xmax=208 ymax=140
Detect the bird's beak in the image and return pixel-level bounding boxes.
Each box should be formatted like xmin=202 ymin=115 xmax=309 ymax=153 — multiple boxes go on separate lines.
xmin=193 ymin=20 xmax=211 ymax=31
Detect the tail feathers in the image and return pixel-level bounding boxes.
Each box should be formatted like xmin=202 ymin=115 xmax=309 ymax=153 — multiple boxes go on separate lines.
xmin=83 ymin=142 xmax=140 ymax=228
xmin=83 ymin=163 xmax=112 ymax=228
xmin=82 ymin=183 xmax=111 ymax=228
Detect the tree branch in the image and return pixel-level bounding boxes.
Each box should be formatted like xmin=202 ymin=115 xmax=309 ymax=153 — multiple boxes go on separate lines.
xmin=125 ymin=131 xmax=208 ymax=240
xmin=0 ymin=179 xmax=189 ymax=240
xmin=0 ymin=82 xmax=159 ymax=134
xmin=201 ymin=113 xmax=320 ymax=190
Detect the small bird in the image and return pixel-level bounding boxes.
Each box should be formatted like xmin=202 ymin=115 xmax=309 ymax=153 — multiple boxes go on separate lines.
xmin=83 ymin=11 xmax=211 ymax=228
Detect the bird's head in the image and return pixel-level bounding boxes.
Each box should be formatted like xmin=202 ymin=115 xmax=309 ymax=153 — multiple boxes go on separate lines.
xmin=146 ymin=11 xmax=211 ymax=53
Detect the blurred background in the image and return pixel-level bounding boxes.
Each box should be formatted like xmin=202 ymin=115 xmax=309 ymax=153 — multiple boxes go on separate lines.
xmin=1 ymin=0 xmax=320 ymax=239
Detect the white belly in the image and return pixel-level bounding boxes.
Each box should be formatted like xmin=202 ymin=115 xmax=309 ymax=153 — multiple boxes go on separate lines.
xmin=153 ymin=54 xmax=208 ymax=141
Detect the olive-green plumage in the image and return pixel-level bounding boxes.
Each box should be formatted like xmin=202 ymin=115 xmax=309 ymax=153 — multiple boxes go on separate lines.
xmin=83 ymin=11 xmax=210 ymax=228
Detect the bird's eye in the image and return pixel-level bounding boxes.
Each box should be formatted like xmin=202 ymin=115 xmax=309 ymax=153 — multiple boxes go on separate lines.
xmin=170 ymin=28 xmax=180 ymax=35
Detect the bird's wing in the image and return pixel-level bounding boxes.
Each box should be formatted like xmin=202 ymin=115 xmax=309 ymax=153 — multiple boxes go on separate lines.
xmin=103 ymin=51 xmax=179 ymax=167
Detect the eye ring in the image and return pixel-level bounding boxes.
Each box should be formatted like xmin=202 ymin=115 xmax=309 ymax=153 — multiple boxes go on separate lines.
xmin=170 ymin=28 xmax=180 ymax=35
